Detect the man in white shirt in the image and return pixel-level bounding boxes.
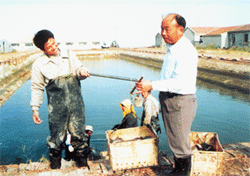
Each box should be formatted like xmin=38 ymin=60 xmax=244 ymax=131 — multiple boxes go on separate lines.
xmin=136 ymin=13 xmax=198 ymax=175
xmin=31 ymin=29 xmax=90 ymax=169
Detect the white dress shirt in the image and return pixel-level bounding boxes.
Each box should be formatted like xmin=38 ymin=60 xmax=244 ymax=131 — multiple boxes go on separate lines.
xmin=152 ymin=36 xmax=198 ymax=94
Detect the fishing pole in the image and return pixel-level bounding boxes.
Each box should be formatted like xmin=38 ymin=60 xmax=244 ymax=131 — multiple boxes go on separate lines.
xmin=130 ymin=76 xmax=144 ymax=94
xmin=90 ymin=73 xmax=142 ymax=82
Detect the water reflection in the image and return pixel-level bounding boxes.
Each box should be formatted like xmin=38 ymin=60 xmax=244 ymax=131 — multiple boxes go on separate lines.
xmin=197 ymin=80 xmax=250 ymax=104
xmin=107 ymin=55 xmax=249 ymax=104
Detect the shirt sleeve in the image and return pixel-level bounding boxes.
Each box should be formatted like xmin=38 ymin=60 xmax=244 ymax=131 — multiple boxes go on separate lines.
xmin=69 ymin=50 xmax=87 ymax=80
xmin=30 ymin=62 xmax=45 ymax=110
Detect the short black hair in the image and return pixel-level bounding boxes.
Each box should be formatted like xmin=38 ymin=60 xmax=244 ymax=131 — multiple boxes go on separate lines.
xmin=85 ymin=130 xmax=92 ymax=133
xmin=33 ymin=29 xmax=54 ymax=51
xmin=175 ymin=14 xmax=186 ymax=29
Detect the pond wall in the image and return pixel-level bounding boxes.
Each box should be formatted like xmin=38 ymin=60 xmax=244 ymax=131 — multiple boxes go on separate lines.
xmin=0 ymin=49 xmax=249 ymax=107
xmin=76 ymin=49 xmax=249 ymax=94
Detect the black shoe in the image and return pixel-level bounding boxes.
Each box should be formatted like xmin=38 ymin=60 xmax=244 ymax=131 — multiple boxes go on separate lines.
xmin=170 ymin=156 xmax=191 ymax=175
xmin=49 ymin=156 xmax=62 ymax=169
xmin=75 ymin=157 xmax=88 ymax=167
xmin=170 ymin=156 xmax=182 ymax=174
xmin=49 ymin=149 xmax=62 ymax=169
xmin=75 ymin=149 xmax=89 ymax=168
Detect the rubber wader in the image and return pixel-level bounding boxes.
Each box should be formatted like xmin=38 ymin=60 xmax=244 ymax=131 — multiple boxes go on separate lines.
xmin=46 ymin=71 xmax=88 ymax=169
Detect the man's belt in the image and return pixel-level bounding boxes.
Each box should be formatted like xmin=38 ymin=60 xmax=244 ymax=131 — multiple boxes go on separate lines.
xmin=160 ymin=92 xmax=183 ymax=98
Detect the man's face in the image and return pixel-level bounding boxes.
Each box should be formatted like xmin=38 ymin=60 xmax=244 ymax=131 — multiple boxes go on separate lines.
xmin=161 ymin=15 xmax=183 ymax=45
xmin=141 ymin=91 xmax=149 ymax=99
xmin=44 ymin=38 xmax=59 ymax=56
xmin=87 ymin=131 xmax=92 ymax=136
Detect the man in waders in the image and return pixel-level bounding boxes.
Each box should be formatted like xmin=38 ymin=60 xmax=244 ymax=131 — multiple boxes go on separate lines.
xmin=30 ymin=29 xmax=90 ymax=169
xmin=64 ymin=125 xmax=94 ymax=163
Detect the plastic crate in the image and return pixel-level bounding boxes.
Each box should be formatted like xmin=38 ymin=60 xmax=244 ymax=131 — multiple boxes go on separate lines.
xmin=190 ymin=132 xmax=225 ymax=176
xmin=106 ymin=126 xmax=159 ymax=171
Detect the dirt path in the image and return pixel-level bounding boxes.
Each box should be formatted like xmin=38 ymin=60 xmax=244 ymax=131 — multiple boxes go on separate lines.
xmin=198 ymin=49 xmax=250 ymax=61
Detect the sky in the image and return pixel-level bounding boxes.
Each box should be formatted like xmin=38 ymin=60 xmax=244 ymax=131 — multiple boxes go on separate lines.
xmin=0 ymin=0 xmax=249 ymax=48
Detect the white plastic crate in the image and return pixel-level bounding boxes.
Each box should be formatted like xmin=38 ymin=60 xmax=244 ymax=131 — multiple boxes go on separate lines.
xmin=106 ymin=126 xmax=159 ymax=171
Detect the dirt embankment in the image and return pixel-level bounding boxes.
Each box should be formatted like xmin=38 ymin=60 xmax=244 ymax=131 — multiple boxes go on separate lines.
xmin=0 ymin=51 xmax=41 ymax=106
xmin=197 ymin=50 xmax=249 ymax=75
xmin=196 ymin=50 xmax=249 ymax=94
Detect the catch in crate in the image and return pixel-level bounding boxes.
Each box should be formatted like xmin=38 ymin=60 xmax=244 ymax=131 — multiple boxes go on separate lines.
xmin=106 ymin=126 xmax=159 ymax=171
xmin=190 ymin=132 xmax=225 ymax=176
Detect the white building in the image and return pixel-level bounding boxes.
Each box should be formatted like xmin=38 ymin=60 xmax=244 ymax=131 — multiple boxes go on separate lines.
xmin=228 ymin=24 xmax=250 ymax=48
xmin=184 ymin=27 xmax=219 ymax=46
xmin=0 ymin=39 xmax=14 ymax=53
xmin=9 ymin=36 xmax=36 ymax=51
xmin=155 ymin=33 xmax=163 ymax=47
xmin=6 ymin=34 xmax=109 ymax=51
xmin=202 ymin=24 xmax=250 ymax=49
xmin=9 ymin=40 xmax=107 ymax=51
xmin=58 ymin=41 xmax=104 ymax=50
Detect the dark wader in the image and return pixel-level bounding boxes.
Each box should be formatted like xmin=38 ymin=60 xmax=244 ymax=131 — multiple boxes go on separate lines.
xmin=46 ymin=73 xmax=88 ymax=169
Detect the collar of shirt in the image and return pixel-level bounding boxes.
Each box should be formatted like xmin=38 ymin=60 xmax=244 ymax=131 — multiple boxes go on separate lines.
xmin=143 ymin=94 xmax=153 ymax=105
xmin=60 ymin=47 xmax=69 ymax=58
xmin=42 ymin=53 xmax=61 ymax=65
xmin=144 ymin=94 xmax=152 ymax=102
xmin=167 ymin=36 xmax=185 ymax=54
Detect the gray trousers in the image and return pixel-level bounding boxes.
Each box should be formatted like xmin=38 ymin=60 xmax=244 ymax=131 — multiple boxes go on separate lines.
xmin=159 ymin=92 xmax=197 ymax=158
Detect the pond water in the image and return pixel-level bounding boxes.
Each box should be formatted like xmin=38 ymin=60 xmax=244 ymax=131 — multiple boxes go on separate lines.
xmin=0 ymin=57 xmax=249 ymax=165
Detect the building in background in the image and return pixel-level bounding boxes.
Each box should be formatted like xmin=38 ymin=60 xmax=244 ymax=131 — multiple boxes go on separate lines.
xmin=6 ymin=39 xmax=109 ymax=51
xmin=8 ymin=36 xmax=36 ymax=51
xmin=228 ymin=24 xmax=250 ymax=48
xmin=184 ymin=27 xmax=219 ymax=46
xmin=4 ymin=34 xmax=111 ymax=51
xmin=200 ymin=24 xmax=250 ymax=49
xmin=155 ymin=33 xmax=163 ymax=47
xmin=110 ymin=40 xmax=119 ymax=48
xmin=57 ymin=41 xmax=106 ymax=50
xmin=0 ymin=39 xmax=14 ymax=53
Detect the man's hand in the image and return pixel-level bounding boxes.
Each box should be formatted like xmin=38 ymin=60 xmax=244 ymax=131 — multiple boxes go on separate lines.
xmin=68 ymin=145 xmax=74 ymax=152
xmin=135 ymin=80 xmax=153 ymax=94
xmin=32 ymin=110 xmax=42 ymax=124
xmin=80 ymin=67 xmax=90 ymax=77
